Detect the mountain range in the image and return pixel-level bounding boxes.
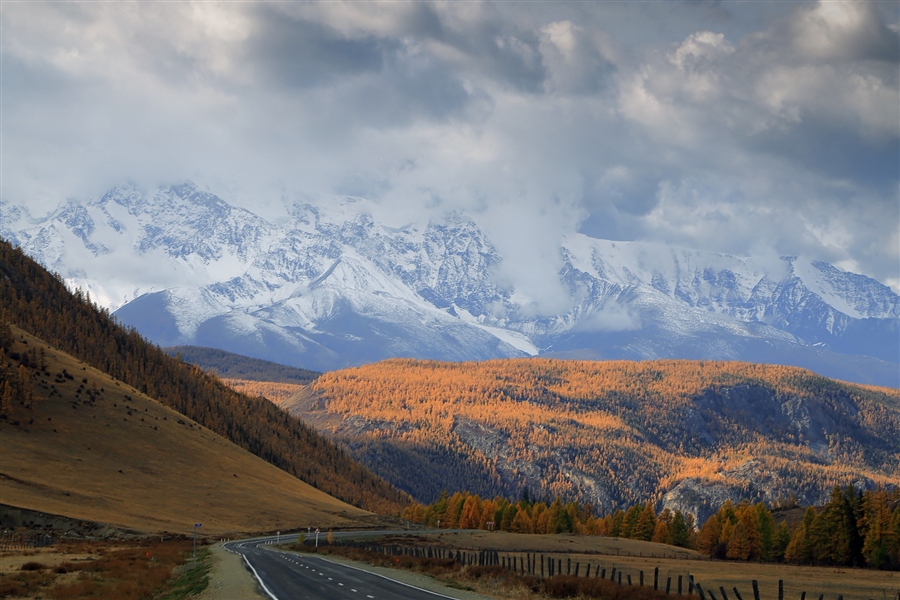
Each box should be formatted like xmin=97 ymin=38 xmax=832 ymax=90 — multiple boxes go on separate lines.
xmin=3 ymin=182 xmax=898 ymax=386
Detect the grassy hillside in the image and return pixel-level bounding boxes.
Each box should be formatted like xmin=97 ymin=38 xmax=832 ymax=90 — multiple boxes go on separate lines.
xmin=285 ymin=358 xmax=900 ymax=514
xmin=164 ymin=345 xmax=320 ymax=384
xmin=0 ymin=240 xmax=409 ymax=514
xmin=0 ymin=327 xmax=369 ymax=535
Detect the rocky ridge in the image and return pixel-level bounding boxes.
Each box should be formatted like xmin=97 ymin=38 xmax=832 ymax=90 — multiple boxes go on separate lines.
xmin=2 ymin=183 xmax=897 ymax=384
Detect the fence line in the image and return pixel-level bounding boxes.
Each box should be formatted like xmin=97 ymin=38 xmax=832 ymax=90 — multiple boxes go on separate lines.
xmin=308 ymin=539 xmax=899 ymax=600
xmin=0 ymin=531 xmax=55 ymax=551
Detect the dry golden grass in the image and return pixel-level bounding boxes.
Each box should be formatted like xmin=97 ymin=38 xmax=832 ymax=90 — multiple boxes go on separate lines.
xmin=407 ymin=531 xmax=897 ymax=600
xmin=0 ymin=328 xmax=372 ymax=536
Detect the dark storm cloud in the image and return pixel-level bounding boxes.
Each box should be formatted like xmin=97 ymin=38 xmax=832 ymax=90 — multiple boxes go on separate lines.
xmin=245 ymin=7 xmax=391 ymax=90
xmin=747 ymin=117 xmax=900 ymax=197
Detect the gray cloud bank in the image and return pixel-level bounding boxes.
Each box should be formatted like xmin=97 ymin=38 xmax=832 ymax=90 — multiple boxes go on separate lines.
xmin=2 ymin=1 xmax=898 ymax=296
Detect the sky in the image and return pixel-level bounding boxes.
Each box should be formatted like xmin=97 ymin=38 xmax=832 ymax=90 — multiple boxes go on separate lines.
xmin=2 ymin=0 xmax=899 ymax=292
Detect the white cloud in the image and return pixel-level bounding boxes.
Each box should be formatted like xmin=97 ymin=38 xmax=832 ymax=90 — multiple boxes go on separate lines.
xmin=1 ymin=0 xmax=897 ymax=297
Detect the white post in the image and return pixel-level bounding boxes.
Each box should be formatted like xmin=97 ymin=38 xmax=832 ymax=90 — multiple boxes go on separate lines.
xmin=315 ymin=528 xmax=319 ymax=548
xmin=193 ymin=523 xmax=202 ymax=560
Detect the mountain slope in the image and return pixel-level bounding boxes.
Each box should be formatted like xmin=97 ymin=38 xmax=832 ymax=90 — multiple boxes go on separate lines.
xmin=0 ymin=327 xmax=369 ymax=535
xmin=3 ymin=183 xmax=898 ymax=385
xmin=164 ymin=345 xmax=320 ymax=384
xmin=283 ymin=358 xmax=900 ymax=523
xmin=0 ymin=240 xmax=409 ymax=514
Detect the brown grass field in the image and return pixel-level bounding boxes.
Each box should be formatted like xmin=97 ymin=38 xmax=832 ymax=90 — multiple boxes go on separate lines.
xmin=0 ymin=538 xmax=204 ymax=599
xmin=395 ymin=531 xmax=898 ymax=600
xmin=0 ymin=328 xmax=372 ymax=536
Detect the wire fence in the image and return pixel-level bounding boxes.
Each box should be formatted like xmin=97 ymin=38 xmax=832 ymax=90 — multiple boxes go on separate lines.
xmin=0 ymin=531 xmax=55 ymax=551
xmin=315 ymin=539 xmax=899 ymax=600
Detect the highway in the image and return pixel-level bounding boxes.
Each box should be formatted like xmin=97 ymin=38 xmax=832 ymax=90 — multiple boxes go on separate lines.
xmin=224 ymin=534 xmax=463 ymax=600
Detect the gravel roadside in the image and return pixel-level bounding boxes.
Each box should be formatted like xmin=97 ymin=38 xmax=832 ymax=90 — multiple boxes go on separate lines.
xmin=194 ymin=543 xmax=267 ymax=600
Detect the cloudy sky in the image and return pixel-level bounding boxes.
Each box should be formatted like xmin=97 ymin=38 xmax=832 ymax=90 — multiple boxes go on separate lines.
xmin=2 ymin=1 xmax=898 ymax=290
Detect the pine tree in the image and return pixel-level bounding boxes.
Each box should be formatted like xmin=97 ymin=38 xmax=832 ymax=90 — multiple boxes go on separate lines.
xmin=510 ymin=508 xmax=534 ymax=534
xmin=861 ymin=488 xmax=899 ymax=569
xmin=634 ymin=502 xmax=658 ymax=541
xmin=785 ymin=507 xmax=817 ymax=564
xmin=754 ymin=503 xmax=776 ymax=562
xmin=670 ymin=510 xmax=691 ymax=548
xmin=773 ymin=522 xmax=791 ymax=562
xmin=0 ymin=380 xmax=13 ymax=419
xmin=621 ymin=504 xmax=643 ymax=539
xmin=726 ymin=508 xmax=762 ymax=561
xmin=17 ymin=364 xmax=32 ymax=408
xmin=0 ymin=321 xmax=12 ymax=352
xmin=458 ymin=495 xmax=482 ymax=529
xmin=842 ymin=486 xmax=864 ymax=567
xmin=697 ymin=514 xmax=721 ymax=557
xmin=810 ymin=486 xmax=851 ymax=565
xmin=608 ymin=509 xmax=625 ymax=537
xmin=547 ymin=498 xmax=565 ymax=534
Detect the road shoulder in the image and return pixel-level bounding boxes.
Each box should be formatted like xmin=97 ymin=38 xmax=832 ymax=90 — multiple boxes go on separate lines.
xmin=194 ymin=543 xmax=268 ymax=600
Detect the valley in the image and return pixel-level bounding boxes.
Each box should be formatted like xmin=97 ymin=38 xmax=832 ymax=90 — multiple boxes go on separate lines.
xmin=1 ymin=237 xmax=898 ymax=599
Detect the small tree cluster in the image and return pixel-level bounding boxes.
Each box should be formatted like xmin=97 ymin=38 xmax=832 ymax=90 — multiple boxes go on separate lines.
xmin=402 ymin=491 xmax=695 ymax=549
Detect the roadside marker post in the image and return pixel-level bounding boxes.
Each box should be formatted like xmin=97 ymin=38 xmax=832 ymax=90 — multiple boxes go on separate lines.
xmin=315 ymin=528 xmax=320 ymax=548
xmin=193 ymin=523 xmax=202 ymax=560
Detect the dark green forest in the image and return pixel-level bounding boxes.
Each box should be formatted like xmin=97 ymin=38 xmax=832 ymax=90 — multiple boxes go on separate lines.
xmin=164 ymin=345 xmax=320 ymax=384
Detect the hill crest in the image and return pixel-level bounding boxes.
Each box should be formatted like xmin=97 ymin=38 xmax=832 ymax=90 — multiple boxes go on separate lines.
xmin=0 ymin=327 xmax=370 ymax=535
xmin=283 ymin=357 xmax=900 ymax=523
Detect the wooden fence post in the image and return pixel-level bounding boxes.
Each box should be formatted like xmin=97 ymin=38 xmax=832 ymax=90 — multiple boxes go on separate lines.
xmin=733 ymin=586 xmax=744 ymax=600
xmin=640 ymin=570 xmax=644 ymax=587
xmin=778 ymin=580 xmax=784 ymax=600
xmin=654 ymin=567 xmax=659 ymax=591
xmin=751 ymin=580 xmax=760 ymax=600
xmin=719 ymin=585 xmax=729 ymax=600
xmin=666 ymin=577 xmax=672 ymax=594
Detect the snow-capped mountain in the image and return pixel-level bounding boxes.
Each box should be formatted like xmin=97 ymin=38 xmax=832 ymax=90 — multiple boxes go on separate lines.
xmin=3 ymin=183 xmax=898 ymax=385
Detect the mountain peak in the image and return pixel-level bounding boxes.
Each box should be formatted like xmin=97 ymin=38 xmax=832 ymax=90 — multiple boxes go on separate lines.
xmin=5 ymin=184 xmax=898 ymax=386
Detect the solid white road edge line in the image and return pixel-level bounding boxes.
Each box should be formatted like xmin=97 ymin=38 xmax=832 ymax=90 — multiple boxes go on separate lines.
xmin=313 ymin=554 xmax=462 ymax=600
xmin=243 ymin=554 xmax=281 ymax=600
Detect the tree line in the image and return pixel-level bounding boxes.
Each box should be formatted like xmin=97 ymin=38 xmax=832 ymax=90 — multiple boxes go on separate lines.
xmin=402 ymin=486 xmax=900 ymax=570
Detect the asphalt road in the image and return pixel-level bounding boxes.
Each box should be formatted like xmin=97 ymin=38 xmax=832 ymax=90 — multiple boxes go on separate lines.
xmin=224 ymin=536 xmax=460 ymax=600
